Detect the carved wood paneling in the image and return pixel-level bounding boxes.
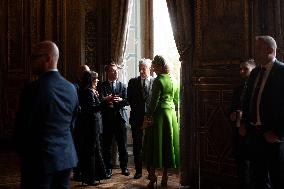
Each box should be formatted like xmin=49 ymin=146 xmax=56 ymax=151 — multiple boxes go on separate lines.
xmin=0 ymin=1 xmax=7 ymax=139
xmin=195 ymin=0 xmax=249 ymax=68
xmin=80 ymin=0 xmax=111 ymax=78
xmin=194 ymin=82 xmax=238 ymax=189
xmin=65 ymin=0 xmax=81 ymax=81
xmin=8 ymin=0 xmax=25 ymax=72
xmin=85 ymin=10 xmax=97 ymax=67
xmin=193 ymin=0 xmax=250 ymax=188
xmin=1 ymin=0 xmax=31 ymax=140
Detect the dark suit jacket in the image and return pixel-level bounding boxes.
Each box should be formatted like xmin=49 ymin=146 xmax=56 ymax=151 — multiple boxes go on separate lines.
xmin=243 ymin=60 xmax=284 ymax=137
xmin=97 ymin=80 xmax=129 ymax=125
xmin=127 ymin=76 xmax=154 ymax=126
xmin=15 ymin=71 xmax=79 ymax=173
xmin=78 ymin=88 xmax=103 ymax=135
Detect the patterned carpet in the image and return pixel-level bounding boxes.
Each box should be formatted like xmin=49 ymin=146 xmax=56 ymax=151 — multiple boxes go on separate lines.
xmin=0 ymin=149 xmax=180 ymax=189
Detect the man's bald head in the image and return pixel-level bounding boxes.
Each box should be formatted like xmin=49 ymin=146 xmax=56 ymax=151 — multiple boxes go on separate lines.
xmin=31 ymin=41 xmax=60 ymax=75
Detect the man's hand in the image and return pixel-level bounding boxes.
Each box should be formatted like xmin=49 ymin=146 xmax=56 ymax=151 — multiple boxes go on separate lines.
xmin=230 ymin=112 xmax=237 ymax=122
xmin=263 ymin=131 xmax=280 ymax=143
xmin=113 ymin=95 xmax=122 ymax=103
xmin=238 ymin=124 xmax=247 ymax=136
xmin=104 ymin=94 xmax=114 ymax=103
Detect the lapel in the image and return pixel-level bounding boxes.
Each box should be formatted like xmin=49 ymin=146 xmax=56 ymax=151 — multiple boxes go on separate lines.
xmin=137 ymin=76 xmax=143 ymax=89
xmin=260 ymin=60 xmax=280 ymax=100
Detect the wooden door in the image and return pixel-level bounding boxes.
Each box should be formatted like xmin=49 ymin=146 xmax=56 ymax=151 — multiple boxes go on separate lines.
xmin=190 ymin=0 xmax=252 ymax=188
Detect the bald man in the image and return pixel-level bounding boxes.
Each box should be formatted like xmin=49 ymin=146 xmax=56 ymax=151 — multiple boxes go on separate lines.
xmin=243 ymin=36 xmax=284 ymax=189
xmin=15 ymin=41 xmax=79 ymax=189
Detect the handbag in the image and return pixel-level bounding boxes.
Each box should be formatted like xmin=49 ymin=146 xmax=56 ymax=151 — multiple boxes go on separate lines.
xmin=141 ymin=115 xmax=152 ymax=129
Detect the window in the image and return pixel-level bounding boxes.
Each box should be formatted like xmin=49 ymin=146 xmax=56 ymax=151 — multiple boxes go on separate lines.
xmin=123 ymin=0 xmax=141 ymax=84
xmin=153 ymin=0 xmax=180 ymax=81
xmin=124 ymin=0 xmax=180 ymax=82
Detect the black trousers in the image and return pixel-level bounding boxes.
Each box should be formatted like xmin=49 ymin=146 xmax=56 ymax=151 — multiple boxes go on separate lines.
xmin=247 ymin=127 xmax=284 ymax=189
xmin=21 ymin=164 xmax=72 ymax=189
xmin=232 ymin=127 xmax=253 ymax=189
xmin=102 ymin=111 xmax=128 ymax=170
xmin=131 ymin=125 xmax=143 ymax=173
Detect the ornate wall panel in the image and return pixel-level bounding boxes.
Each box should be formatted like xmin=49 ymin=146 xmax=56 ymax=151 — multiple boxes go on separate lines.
xmin=0 ymin=1 xmax=7 ymax=140
xmin=80 ymin=0 xmax=111 ymax=77
xmin=0 ymin=0 xmax=31 ymax=140
xmin=195 ymin=0 xmax=249 ymax=67
xmin=192 ymin=0 xmax=250 ymax=188
xmin=65 ymin=0 xmax=81 ymax=81
xmin=85 ymin=10 xmax=97 ymax=67
xmin=7 ymin=0 xmax=25 ymax=72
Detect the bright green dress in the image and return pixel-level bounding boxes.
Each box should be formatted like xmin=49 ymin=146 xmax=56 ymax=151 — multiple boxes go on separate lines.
xmin=143 ymin=73 xmax=180 ymax=168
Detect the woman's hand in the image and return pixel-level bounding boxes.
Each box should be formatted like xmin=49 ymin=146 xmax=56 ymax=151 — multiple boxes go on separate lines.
xmin=141 ymin=115 xmax=152 ymax=129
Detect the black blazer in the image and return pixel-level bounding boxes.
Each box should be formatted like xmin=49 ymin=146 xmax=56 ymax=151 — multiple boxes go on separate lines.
xmin=127 ymin=76 xmax=154 ymax=126
xmin=243 ymin=60 xmax=284 ymax=136
xmin=15 ymin=71 xmax=79 ymax=173
xmin=78 ymin=88 xmax=103 ymax=134
xmin=97 ymin=80 xmax=129 ymax=125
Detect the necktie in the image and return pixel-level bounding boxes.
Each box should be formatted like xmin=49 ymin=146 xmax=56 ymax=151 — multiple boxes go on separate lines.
xmin=142 ymin=79 xmax=147 ymax=100
xmin=239 ymin=82 xmax=247 ymax=110
xmin=250 ymin=67 xmax=266 ymax=123
xmin=111 ymin=82 xmax=115 ymax=95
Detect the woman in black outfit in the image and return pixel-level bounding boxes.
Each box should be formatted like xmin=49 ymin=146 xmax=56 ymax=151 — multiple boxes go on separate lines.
xmin=76 ymin=70 xmax=107 ymax=186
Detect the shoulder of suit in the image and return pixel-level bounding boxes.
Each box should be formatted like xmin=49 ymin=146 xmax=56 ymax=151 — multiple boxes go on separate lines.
xmin=128 ymin=77 xmax=138 ymax=83
xmin=274 ymin=60 xmax=284 ymax=67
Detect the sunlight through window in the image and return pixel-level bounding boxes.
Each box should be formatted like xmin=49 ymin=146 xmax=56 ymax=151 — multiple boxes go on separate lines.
xmin=153 ymin=0 xmax=180 ymax=81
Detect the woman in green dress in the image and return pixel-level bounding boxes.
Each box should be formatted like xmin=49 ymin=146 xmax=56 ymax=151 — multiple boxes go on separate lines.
xmin=143 ymin=55 xmax=180 ymax=188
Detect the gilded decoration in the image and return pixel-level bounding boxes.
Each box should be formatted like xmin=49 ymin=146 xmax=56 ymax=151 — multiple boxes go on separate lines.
xmin=85 ymin=11 xmax=97 ymax=66
xmin=195 ymin=0 xmax=249 ymax=66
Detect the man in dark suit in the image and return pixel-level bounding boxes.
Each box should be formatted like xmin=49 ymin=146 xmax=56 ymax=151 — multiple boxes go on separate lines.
xmin=230 ymin=59 xmax=255 ymax=189
xmin=97 ymin=63 xmax=130 ymax=177
xmin=15 ymin=41 xmax=79 ymax=189
xmin=127 ymin=58 xmax=154 ymax=179
xmin=243 ymin=36 xmax=284 ymax=189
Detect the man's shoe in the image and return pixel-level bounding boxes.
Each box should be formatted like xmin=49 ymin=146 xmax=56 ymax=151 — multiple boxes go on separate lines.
xmin=133 ymin=172 xmax=142 ymax=179
xmin=106 ymin=169 xmax=112 ymax=179
xmin=121 ymin=168 xmax=130 ymax=176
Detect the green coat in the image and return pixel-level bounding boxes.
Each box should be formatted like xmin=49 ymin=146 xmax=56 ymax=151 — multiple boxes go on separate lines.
xmin=143 ymin=73 xmax=180 ymax=168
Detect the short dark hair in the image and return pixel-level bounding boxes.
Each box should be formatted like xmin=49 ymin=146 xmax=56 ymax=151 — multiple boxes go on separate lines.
xmin=104 ymin=62 xmax=117 ymax=72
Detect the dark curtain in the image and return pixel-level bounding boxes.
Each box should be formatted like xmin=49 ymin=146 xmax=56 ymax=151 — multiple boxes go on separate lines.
xmin=166 ymin=0 xmax=195 ymax=187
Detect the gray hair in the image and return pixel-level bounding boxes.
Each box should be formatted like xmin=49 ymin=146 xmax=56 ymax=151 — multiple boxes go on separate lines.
xmin=256 ymin=35 xmax=277 ymax=50
xmin=139 ymin=58 xmax=152 ymax=67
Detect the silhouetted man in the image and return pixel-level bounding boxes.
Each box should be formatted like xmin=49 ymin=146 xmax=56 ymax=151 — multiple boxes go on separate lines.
xmin=230 ymin=59 xmax=255 ymax=189
xmin=243 ymin=36 xmax=284 ymax=189
xmin=97 ymin=63 xmax=130 ymax=178
xmin=127 ymin=58 xmax=154 ymax=179
xmin=15 ymin=41 xmax=79 ymax=189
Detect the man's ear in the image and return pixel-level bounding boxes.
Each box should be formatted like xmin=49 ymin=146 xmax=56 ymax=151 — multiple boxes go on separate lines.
xmin=45 ymin=54 xmax=52 ymax=64
xmin=267 ymin=47 xmax=274 ymax=54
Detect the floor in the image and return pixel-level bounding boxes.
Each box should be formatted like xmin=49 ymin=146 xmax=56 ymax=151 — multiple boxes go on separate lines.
xmin=0 ymin=148 xmax=180 ymax=189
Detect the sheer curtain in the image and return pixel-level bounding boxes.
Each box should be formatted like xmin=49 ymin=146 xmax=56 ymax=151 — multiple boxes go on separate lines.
xmin=166 ymin=0 xmax=195 ymax=187
xmin=111 ymin=0 xmax=133 ymax=66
